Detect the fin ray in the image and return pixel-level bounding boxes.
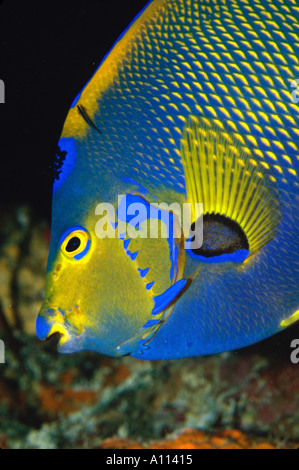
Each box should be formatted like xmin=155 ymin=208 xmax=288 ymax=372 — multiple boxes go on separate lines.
xmin=181 ymin=115 xmax=281 ymax=258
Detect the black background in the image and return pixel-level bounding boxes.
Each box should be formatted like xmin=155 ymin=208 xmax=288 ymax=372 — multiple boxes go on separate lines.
xmin=0 ymin=0 xmax=149 ymax=219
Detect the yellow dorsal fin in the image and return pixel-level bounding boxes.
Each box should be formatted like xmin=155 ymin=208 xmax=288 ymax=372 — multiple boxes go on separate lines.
xmin=181 ymin=115 xmax=281 ymax=256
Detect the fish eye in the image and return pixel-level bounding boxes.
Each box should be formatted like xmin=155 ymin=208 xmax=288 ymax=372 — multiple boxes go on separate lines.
xmin=65 ymin=236 xmax=81 ymax=253
xmin=60 ymin=226 xmax=91 ymax=260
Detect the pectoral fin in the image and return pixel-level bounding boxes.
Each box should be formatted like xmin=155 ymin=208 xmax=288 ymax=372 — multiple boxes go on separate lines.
xmin=181 ymin=115 xmax=281 ymax=262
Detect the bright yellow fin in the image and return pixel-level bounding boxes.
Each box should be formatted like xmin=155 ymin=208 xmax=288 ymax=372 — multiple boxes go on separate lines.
xmin=181 ymin=115 xmax=281 ymax=256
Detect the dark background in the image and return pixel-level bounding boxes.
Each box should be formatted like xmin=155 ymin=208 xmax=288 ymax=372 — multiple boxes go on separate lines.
xmin=0 ymin=0 xmax=149 ymax=219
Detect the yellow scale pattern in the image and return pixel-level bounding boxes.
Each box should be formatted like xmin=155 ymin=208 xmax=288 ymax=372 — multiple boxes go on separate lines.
xmin=67 ymin=0 xmax=299 ymax=198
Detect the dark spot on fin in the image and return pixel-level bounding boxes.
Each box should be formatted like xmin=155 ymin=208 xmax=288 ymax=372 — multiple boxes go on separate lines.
xmin=51 ymin=146 xmax=67 ymax=181
xmin=77 ymin=105 xmax=102 ymax=134
xmin=181 ymin=115 xmax=281 ymax=257
xmin=193 ymin=213 xmax=249 ymax=257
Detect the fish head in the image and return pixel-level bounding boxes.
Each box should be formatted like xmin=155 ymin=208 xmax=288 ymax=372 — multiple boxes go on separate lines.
xmin=36 ymin=195 xmax=186 ymax=357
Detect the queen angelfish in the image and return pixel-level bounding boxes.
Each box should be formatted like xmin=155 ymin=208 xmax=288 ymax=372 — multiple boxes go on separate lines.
xmin=36 ymin=0 xmax=299 ymax=360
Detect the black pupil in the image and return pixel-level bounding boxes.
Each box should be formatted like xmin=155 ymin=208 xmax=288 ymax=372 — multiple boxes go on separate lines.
xmin=65 ymin=237 xmax=81 ymax=253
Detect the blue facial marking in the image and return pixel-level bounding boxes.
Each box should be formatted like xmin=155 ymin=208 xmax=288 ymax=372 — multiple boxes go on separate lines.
xmin=74 ymin=239 xmax=91 ymax=260
xmin=54 ymin=138 xmax=77 ymax=193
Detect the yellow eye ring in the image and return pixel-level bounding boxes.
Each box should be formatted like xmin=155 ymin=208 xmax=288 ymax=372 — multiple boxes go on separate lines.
xmin=60 ymin=226 xmax=91 ymax=260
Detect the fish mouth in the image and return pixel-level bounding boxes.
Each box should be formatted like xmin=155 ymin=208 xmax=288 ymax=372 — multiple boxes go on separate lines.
xmin=36 ymin=302 xmax=84 ymax=353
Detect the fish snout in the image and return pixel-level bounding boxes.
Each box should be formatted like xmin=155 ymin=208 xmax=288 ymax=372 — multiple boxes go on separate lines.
xmin=36 ymin=303 xmax=61 ymax=340
xmin=36 ymin=302 xmax=83 ymax=345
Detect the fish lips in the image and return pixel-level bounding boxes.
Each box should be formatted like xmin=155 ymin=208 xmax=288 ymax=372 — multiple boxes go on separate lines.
xmin=36 ymin=302 xmax=85 ymax=353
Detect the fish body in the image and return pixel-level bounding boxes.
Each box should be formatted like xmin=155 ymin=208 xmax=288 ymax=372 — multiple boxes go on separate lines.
xmin=36 ymin=0 xmax=299 ymax=359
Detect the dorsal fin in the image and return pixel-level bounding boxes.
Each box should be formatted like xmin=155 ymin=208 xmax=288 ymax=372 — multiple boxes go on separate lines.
xmin=181 ymin=115 xmax=281 ymax=259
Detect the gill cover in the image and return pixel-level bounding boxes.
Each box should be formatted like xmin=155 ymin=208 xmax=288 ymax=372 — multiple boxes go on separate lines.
xmin=37 ymin=197 xmax=188 ymax=356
